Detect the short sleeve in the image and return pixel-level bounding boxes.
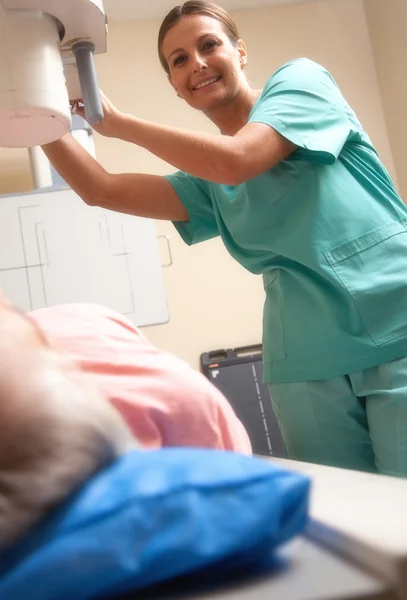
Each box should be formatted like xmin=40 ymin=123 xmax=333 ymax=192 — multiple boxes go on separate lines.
xmin=164 ymin=171 xmax=220 ymax=245
xmin=248 ymin=58 xmax=353 ymax=165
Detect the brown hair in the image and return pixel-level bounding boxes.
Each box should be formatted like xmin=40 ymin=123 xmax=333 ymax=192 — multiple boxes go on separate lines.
xmin=158 ymin=1 xmax=240 ymax=75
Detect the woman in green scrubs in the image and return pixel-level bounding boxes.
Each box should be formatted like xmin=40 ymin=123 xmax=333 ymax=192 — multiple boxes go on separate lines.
xmin=42 ymin=1 xmax=407 ymax=476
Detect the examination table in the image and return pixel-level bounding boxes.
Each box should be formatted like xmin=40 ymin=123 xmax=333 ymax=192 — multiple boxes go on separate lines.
xmin=131 ymin=458 xmax=407 ymax=600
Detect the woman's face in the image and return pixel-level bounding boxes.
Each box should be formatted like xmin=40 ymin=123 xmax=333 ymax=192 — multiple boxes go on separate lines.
xmin=162 ymin=14 xmax=247 ymax=112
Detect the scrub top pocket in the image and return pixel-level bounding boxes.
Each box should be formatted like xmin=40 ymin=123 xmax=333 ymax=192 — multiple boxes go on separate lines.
xmin=325 ymin=220 xmax=407 ymax=345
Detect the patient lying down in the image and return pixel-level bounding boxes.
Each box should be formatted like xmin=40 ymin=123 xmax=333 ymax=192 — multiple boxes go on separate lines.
xmin=0 ymin=295 xmax=136 ymax=550
xmin=0 ymin=294 xmax=251 ymax=551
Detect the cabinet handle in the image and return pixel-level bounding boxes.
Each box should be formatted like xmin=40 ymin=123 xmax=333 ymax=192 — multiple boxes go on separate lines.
xmin=35 ymin=223 xmax=49 ymax=266
xmin=158 ymin=235 xmax=173 ymax=268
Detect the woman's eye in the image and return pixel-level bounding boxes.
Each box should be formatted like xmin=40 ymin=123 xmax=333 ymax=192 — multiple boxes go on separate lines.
xmin=203 ymin=40 xmax=218 ymax=50
xmin=173 ymin=55 xmax=186 ymax=66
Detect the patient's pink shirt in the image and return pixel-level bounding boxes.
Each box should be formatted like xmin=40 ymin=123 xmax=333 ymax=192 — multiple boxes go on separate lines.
xmin=28 ymin=304 xmax=251 ymax=454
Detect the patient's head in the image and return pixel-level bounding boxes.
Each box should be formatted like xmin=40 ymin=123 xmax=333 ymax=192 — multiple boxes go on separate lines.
xmin=0 ymin=294 xmax=136 ymax=551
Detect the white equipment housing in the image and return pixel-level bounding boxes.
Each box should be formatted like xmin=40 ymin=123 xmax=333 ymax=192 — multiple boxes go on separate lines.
xmin=0 ymin=0 xmax=107 ymax=147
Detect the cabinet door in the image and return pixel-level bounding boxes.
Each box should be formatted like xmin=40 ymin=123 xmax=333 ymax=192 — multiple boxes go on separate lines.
xmin=0 ymin=198 xmax=43 ymax=309
xmin=0 ymin=187 xmax=169 ymax=326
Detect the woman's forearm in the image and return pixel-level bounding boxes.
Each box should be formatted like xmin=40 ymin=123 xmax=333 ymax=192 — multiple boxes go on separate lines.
xmin=41 ymin=134 xmax=109 ymax=204
xmin=115 ymin=113 xmax=238 ymax=184
xmin=41 ymin=133 xmax=188 ymax=221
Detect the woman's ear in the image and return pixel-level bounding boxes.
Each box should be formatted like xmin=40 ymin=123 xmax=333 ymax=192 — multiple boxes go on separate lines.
xmin=238 ymin=39 xmax=248 ymax=69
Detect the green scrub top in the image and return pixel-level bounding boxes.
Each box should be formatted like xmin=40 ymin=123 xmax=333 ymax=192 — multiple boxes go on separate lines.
xmin=165 ymin=58 xmax=407 ymax=384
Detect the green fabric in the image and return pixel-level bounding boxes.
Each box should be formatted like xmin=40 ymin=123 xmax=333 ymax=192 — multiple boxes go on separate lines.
xmin=269 ymin=354 xmax=407 ymax=477
xmin=166 ymin=58 xmax=407 ymax=383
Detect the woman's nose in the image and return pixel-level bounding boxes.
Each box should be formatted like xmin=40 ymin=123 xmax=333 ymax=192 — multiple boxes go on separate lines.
xmin=192 ymin=53 xmax=208 ymax=72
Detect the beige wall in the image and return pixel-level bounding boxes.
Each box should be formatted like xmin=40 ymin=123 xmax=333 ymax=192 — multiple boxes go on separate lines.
xmin=0 ymin=148 xmax=33 ymax=194
xmin=364 ymin=0 xmax=407 ymax=200
xmin=0 ymin=0 xmax=401 ymax=369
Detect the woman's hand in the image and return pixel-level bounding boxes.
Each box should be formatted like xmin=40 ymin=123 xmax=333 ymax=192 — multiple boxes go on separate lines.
xmin=71 ymin=90 xmax=124 ymax=138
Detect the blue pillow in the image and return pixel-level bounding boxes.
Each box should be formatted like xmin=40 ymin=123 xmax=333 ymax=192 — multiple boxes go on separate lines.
xmin=0 ymin=449 xmax=310 ymax=600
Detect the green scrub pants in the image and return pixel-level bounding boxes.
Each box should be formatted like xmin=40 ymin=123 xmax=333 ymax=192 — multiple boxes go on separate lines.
xmin=269 ymin=355 xmax=407 ymax=477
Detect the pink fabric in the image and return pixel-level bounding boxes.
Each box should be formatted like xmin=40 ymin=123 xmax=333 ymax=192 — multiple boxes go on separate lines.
xmin=28 ymin=304 xmax=251 ymax=454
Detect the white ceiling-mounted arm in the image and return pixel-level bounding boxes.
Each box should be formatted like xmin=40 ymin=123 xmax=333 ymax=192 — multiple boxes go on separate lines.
xmin=2 ymin=0 xmax=108 ymax=103
xmin=0 ymin=0 xmax=107 ymax=147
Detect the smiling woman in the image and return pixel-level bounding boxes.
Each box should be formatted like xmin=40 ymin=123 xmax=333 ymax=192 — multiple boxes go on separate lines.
xmin=40 ymin=1 xmax=407 ymax=478
xmin=159 ymin=3 xmax=255 ymax=126
xmin=163 ymin=17 xmax=249 ymax=115
xmin=158 ymin=3 xmax=245 ymax=98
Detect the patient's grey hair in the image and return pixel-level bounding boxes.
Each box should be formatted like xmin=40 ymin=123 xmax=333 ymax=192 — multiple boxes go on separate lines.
xmin=0 ymin=321 xmax=135 ymax=550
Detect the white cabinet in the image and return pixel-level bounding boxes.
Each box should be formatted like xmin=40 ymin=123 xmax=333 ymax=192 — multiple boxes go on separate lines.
xmin=0 ymin=187 xmax=169 ymax=326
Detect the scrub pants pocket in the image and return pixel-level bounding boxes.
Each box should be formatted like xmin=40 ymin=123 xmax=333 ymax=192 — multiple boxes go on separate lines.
xmin=268 ymin=378 xmax=377 ymax=473
xmin=269 ymin=356 xmax=407 ymax=477
xmin=352 ymin=355 xmax=407 ymax=477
